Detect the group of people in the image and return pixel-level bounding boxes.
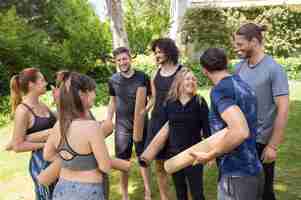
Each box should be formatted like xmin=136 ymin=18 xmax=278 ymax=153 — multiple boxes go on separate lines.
xmin=5 ymin=22 xmax=289 ymax=200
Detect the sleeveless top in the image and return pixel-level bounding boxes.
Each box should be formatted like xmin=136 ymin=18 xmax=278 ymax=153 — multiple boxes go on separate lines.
xmin=58 ymin=116 xmax=98 ymax=171
xmin=22 ymin=103 xmax=56 ymax=135
xmin=152 ymin=65 xmax=182 ymax=117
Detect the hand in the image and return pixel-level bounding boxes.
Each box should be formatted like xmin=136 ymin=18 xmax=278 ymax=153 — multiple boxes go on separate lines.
xmin=261 ymin=145 xmax=277 ymax=163
xmin=140 ymin=155 xmax=150 ymax=166
xmin=4 ymin=141 xmax=13 ymax=151
xmin=190 ymin=151 xmax=212 ymax=165
xmin=206 ymin=159 xmax=216 ymax=168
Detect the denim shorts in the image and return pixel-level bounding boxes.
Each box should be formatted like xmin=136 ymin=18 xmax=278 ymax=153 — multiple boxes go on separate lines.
xmin=53 ymin=178 xmax=105 ymax=200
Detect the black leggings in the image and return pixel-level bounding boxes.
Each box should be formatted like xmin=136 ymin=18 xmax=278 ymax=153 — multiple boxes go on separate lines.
xmin=256 ymin=143 xmax=276 ymax=200
xmin=172 ymin=164 xmax=205 ymax=200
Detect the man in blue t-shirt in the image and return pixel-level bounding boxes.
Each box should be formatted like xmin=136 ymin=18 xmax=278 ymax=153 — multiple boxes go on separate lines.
xmin=191 ymin=48 xmax=263 ymax=200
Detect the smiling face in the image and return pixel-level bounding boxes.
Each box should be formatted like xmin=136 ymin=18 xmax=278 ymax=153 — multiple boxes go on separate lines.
xmin=181 ymin=71 xmax=198 ymax=96
xmin=115 ymin=52 xmax=132 ymax=73
xmin=234 ymin=34 xmax=255 ymax=59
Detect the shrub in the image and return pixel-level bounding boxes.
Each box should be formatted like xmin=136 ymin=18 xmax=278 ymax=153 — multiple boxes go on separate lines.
xmin=124 ymin=0 xmax=170 ymax=55
xmin=181 ymin=6 xmax=301 ymax=58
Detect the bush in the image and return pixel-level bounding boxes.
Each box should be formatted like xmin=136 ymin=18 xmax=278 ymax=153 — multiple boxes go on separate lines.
xmin=276 ymin=57 xmax=301 ymax=80
xmin=124 ymin=0 xmax=170 ymax=55
xmin=181 ymin=6 xmax=301 ymax=58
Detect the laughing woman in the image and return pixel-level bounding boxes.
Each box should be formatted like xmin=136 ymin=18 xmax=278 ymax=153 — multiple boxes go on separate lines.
xmin=156 ymin=68 xmax=211 ymax=200
xmin=9 ymin=67 xmax=57 ymax=200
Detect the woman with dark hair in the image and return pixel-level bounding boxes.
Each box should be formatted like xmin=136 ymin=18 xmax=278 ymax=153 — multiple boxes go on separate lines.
xmin=43 ymin=72 xmax=111 ymax=200
xmin=39 ymin=70 xmax=112 ymax=200
xmin=8 ymin=67 xmax=57 ymax=200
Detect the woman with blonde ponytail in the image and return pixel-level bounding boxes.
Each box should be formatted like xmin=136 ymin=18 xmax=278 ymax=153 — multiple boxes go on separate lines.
xmin=7 ymin=67 xmax=57 ymax=200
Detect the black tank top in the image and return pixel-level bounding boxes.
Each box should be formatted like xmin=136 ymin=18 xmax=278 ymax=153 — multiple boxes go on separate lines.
xmin=22 ymin=103 xmax=56 ymax=135
xmin=152 ymin=65 xmax=182 ymax=116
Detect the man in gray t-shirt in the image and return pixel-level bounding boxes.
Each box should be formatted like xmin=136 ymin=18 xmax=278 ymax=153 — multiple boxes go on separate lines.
xmin=234 ymin=23 xmax=289 ymax=200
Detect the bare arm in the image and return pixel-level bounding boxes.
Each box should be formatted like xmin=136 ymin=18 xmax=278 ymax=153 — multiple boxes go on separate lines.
xmin=192 ymin=106 xmax=250 ymax=162
xmin=25 ymin=128 xmax=52 ymax=142
xmin=89 ymin=123 xmax=111 ymax=173
xmin=43 ymin=122 xmax=60 ymax=162
xmin=37 ymin=159 xmax=61 ymax=186
xmin=268 ymin=95 xmax=289 ymax=149
xmin=143 ymin=71 xmax=157 ymax=114
xmin=100 ymin=119 xmax=114 ymax=138
xmin=11 ymin=106 xmax=44 ymax=152
xmin=261 ymin=95 xmax=289 ymax=163
xmin=106 ymin=96 xmax=116 ymax=121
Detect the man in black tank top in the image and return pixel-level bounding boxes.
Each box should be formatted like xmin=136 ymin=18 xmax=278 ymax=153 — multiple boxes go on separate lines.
xmin=145 ymin=38 xmax=182 ymax=200
xmin=107 ymin=47 xmax=152 ymax=200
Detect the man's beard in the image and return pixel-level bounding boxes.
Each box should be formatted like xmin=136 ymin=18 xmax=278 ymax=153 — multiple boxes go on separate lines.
xmin=238 ymin=49 xmax=253 ymax=59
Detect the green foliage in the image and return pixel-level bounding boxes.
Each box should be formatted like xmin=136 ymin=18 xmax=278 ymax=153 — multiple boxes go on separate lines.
xmin=45 ymin=0 xmax=112 ymax=71
xmin=181 ymin=7 xmax=233 ymax=54
xmin=124 ymin=0 xmax=170 ymax=54
xmin=276 ymin=57 xmax=301 ymax=80
xmin=181 ymin=6 xmax=301 ymax=58
xmin=0 ymin=0 xmax=112 ymax=77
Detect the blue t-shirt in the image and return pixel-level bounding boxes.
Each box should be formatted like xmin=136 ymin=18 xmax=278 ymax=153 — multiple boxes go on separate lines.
xmin=210 ymin=75 xmax=262 ymax=177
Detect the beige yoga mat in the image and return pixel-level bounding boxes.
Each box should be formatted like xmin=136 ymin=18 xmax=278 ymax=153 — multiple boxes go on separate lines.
xmin=164 ymin=128 xmax=227 ymax=174
xmin=133 ymin=87 xmax=147 ymax=142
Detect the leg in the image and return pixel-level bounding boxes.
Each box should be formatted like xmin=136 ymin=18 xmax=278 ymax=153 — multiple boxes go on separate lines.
xmin=156 ymin=160 xmax=170 ymax=200
xmin=120 ymin=171 xmax=129 ymax=200
xmin=256 ymin=143 xmax=276 ymax=200
xmin=140 ymin=166 xmax=152 ymax=200
xmin=172 ymin=169 xmax=188 ymax=200
xmin=186 ymin=165 xmax=205 ymax=200
xmin=115 ymin=133 xmax=133 ymax=200
xmin=135 ymin=133 xmax=152 ymax=200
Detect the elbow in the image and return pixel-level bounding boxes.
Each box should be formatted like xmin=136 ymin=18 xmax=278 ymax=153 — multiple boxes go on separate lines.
xmin=239 ymin=127 xmax=250 ymax=141
xmin=43 ymin=154 xmax=52 ymax=162
xmin=99 ymin=159 xmax=111 ymax=174
xmin=12 ymin=143 xmax=24 ymax=153
xmin=43 ymin=152 xmax=55 ymax=162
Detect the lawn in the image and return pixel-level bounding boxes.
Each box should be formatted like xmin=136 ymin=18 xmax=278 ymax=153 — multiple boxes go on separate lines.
xmin=0 ymin=82 xmax=301 ymax=200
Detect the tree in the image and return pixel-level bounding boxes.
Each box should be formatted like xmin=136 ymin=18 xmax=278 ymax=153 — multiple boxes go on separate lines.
xmin=105 ymin=0 xmax=129 ymax=49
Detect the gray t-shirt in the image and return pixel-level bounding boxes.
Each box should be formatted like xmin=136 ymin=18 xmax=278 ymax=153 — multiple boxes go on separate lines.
xmin=108 ymin=70 xmax=151 ymax=134
xmin=235 ymin=55 xmax=289 ymax=144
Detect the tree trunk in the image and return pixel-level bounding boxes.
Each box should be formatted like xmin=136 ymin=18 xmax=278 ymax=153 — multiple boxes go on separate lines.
xmin=169 ymin=0 xmax=189 ymax=41
xmin=105 ymin=0 xmax=129 ymax=49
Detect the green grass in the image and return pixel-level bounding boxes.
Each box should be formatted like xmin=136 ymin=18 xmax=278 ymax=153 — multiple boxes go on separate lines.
xmin=1 ymin=82 xmax=301 ymax=200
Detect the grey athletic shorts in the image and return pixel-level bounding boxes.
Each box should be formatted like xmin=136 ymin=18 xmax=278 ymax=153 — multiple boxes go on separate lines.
xmin=53 ymin=178 xmax=105 ymax=200
xmin=218 ymin=173 xmax=264 ymax=200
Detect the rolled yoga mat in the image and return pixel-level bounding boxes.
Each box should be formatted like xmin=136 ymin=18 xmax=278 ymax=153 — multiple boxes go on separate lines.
xmin=164 ymin=128 xmax=227 ymax=174
xmin=133 ymin=87 xmax=147 ymax=142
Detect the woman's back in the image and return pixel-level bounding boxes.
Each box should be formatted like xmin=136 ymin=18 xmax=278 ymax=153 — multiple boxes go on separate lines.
xmin=56 ymin=120 xmax=110 ymax=183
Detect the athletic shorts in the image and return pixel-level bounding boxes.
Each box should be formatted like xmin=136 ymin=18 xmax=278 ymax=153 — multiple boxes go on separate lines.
xmin=218 ymin=173 xmax=264 ymax=200
xmin=115 ymin=132 xmax=147 ymax=167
